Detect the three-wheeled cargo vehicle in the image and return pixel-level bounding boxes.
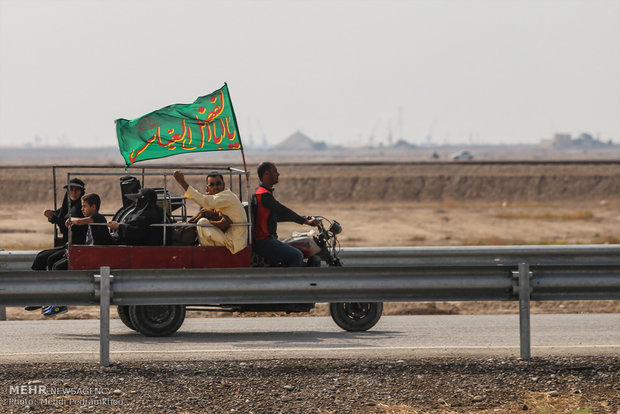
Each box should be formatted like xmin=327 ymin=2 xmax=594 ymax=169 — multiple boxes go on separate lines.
xmin=51 ymin=165 xmax=382 ymax=336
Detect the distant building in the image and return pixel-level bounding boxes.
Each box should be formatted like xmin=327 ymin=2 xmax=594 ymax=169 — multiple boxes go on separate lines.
xmin=275 ymin=130 xmax=327 ymax=150
xmin=392 ymin=139 xmax=416 ymax=149
xmin=552 ymin=133 xmax=572 ymax=147
xmin=540 ymin=133 xmax=611 ymax=148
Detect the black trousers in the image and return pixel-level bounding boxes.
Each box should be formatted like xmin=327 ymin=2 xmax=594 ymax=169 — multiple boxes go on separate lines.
xmin=51 ymin=258 xmax=68 ymax=270
xmin=32 ymin=245 xmax=66 ymax=270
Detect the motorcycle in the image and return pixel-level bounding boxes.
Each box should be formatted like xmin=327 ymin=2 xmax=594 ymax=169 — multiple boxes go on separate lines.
xmin=252 ymin=216 xmax=342 ymax=268
xmin=250 ymin=217 xmax=383 ymax=332
xmin=283 ymin=216 xmax=343 ymax=267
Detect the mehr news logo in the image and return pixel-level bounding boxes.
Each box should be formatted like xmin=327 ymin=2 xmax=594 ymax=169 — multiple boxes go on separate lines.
xmin=6 ymin=382 xmax=123 ymax=407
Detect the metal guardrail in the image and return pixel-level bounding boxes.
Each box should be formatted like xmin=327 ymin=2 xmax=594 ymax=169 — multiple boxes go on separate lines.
xmin=108 ymin=265 xmax=516 ymax=305
xmin=5 ymin=244 xmax=620 ymax=270
xmin=0 ymin=250 xmax=38 ymax=270
xmin=2 ymin=265 xmax=618 ymax=305
xmin=339 ymin=245 xmax=620 ymax=266
xmin=0 ymin=270 xmax=95 ymax=305
xmin=1 ymin=245 xmax=619 ymax=366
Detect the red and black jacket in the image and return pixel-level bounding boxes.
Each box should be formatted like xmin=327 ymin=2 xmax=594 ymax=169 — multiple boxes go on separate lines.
xmin=251 ymin=185 xmax=305 ymax=242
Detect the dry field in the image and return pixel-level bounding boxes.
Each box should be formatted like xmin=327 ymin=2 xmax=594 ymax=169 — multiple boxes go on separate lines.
xmin=2 ymin=161 xmax=620 ymax=249
xmin=4 ymin=199 xmax=620 ymax=251
xmin=1 ymin=162 xmax=619 ymax=320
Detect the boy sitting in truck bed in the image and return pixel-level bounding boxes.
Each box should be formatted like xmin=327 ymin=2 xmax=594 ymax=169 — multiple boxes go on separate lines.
xmin=52 ymin=193 xmax=113 ymax=272
xmin=66 ymin=193 xmax=114 ymax=248
xmin=35 ymin=193 xmax=113 ymax=316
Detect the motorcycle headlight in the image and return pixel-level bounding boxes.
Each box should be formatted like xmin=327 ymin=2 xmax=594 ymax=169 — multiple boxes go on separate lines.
xmin=328 ymin=221 xmax=342 ymax=235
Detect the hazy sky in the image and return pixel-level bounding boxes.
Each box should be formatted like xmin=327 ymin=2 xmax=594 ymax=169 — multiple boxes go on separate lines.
xmin=1 ymin=0 xmax=618 ymax=148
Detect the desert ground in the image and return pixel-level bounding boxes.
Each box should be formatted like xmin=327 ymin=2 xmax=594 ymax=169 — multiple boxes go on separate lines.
xmin=2 ymin=161 xmax=620 ymax=250
xmin=1 ymin=160 xmax=619 ymax=320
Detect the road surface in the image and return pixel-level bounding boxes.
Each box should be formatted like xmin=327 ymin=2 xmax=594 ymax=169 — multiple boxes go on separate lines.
xmin=1 ymin=314 xmax=618 ymax=363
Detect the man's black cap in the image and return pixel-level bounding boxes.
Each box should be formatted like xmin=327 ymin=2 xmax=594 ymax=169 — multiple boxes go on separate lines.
xmin=63 ymin=178 xmax=85 ymax=190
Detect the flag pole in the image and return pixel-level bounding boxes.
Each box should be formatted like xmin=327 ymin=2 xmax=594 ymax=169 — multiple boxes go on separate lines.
xmin=240 ymin=145 xmax=248 ymax=177
xmin=225 ymin=82 xmax=249 ymax=176
xmin=225 ymin=84 xmax=252 ymax=245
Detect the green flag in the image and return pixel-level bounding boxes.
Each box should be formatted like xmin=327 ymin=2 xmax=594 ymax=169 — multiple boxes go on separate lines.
xmin=115 ymin=84 xmax=242 ymax=166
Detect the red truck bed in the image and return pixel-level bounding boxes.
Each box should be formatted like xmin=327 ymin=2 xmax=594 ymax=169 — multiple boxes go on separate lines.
xmin=69 ymin=245 xmax=252 ymax=270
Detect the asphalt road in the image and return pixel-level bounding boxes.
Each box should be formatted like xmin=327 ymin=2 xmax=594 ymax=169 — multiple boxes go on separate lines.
xmin=1 ymin=314 xmax=618 ymax=364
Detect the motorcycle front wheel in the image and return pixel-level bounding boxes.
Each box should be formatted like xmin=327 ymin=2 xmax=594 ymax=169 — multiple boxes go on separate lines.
xmin=329 ymin=302 xmax=383 ymax=332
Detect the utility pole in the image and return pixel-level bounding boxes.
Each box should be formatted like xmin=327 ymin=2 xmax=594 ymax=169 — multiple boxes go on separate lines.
xmin=398 ymin=106 xmax=403 ymax=142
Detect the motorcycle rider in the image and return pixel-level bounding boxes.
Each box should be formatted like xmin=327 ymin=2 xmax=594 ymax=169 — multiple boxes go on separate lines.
xmin=252 ymin=162 xmax=318 ymax=266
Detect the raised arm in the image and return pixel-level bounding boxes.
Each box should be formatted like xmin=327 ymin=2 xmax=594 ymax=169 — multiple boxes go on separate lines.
xmin=173 ymin=170 xmax=189 ymax=191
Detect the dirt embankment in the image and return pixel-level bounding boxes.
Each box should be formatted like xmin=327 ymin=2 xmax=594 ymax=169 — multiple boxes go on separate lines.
xmin=277 ymin=163 xmax=620 ymax=204
xmin=282 ymin=173 xmax=620 ymax=203
xmin=1 ymin=162 xmax=619 ymax=205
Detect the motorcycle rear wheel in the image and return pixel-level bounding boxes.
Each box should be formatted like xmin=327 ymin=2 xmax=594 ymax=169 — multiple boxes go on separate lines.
xmin=329 ymin=302 xmax=383 ymax=332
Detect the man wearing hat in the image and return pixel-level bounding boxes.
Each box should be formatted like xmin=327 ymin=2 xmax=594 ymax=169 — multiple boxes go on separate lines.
xmin=43 ymin=178 xmax=88 ymax=245
xmin=28 ymin=177 xmax=88 ymax=315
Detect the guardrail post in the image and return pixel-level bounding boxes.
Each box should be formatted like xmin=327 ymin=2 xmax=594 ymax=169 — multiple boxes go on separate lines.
xmin=99 ymin=266 xmax=111 ymax=367
xmin=518 ymin=262 xmax=531 ymax=360
xmin=0 ymin=306 xmax=6 ymax=321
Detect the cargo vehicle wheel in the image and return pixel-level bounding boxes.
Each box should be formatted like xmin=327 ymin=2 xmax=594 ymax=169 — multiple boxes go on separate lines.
xmin=117 ymin=305 xmax=136 ymax=331
xmin=329 ymin=302 xmax=383 ymax=332
xmin=128 ymin=305 xmax=186 ymax=337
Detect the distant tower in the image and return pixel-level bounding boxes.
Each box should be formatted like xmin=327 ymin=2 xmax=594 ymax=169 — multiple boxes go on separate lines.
xmin=398 ymin=106 xmax=403 ymax=142
xmin=246 ymin=118 xmax=254 ymax=148
xmin=368 ymin=133 xmax=375 ymax=147
xmin=368 ymin=120 xmax=379 ymax=147
xmin=426 ymin=121 xmax=435 ymax=146
xmin=257 ymin=120 xmax=267 ymax=148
